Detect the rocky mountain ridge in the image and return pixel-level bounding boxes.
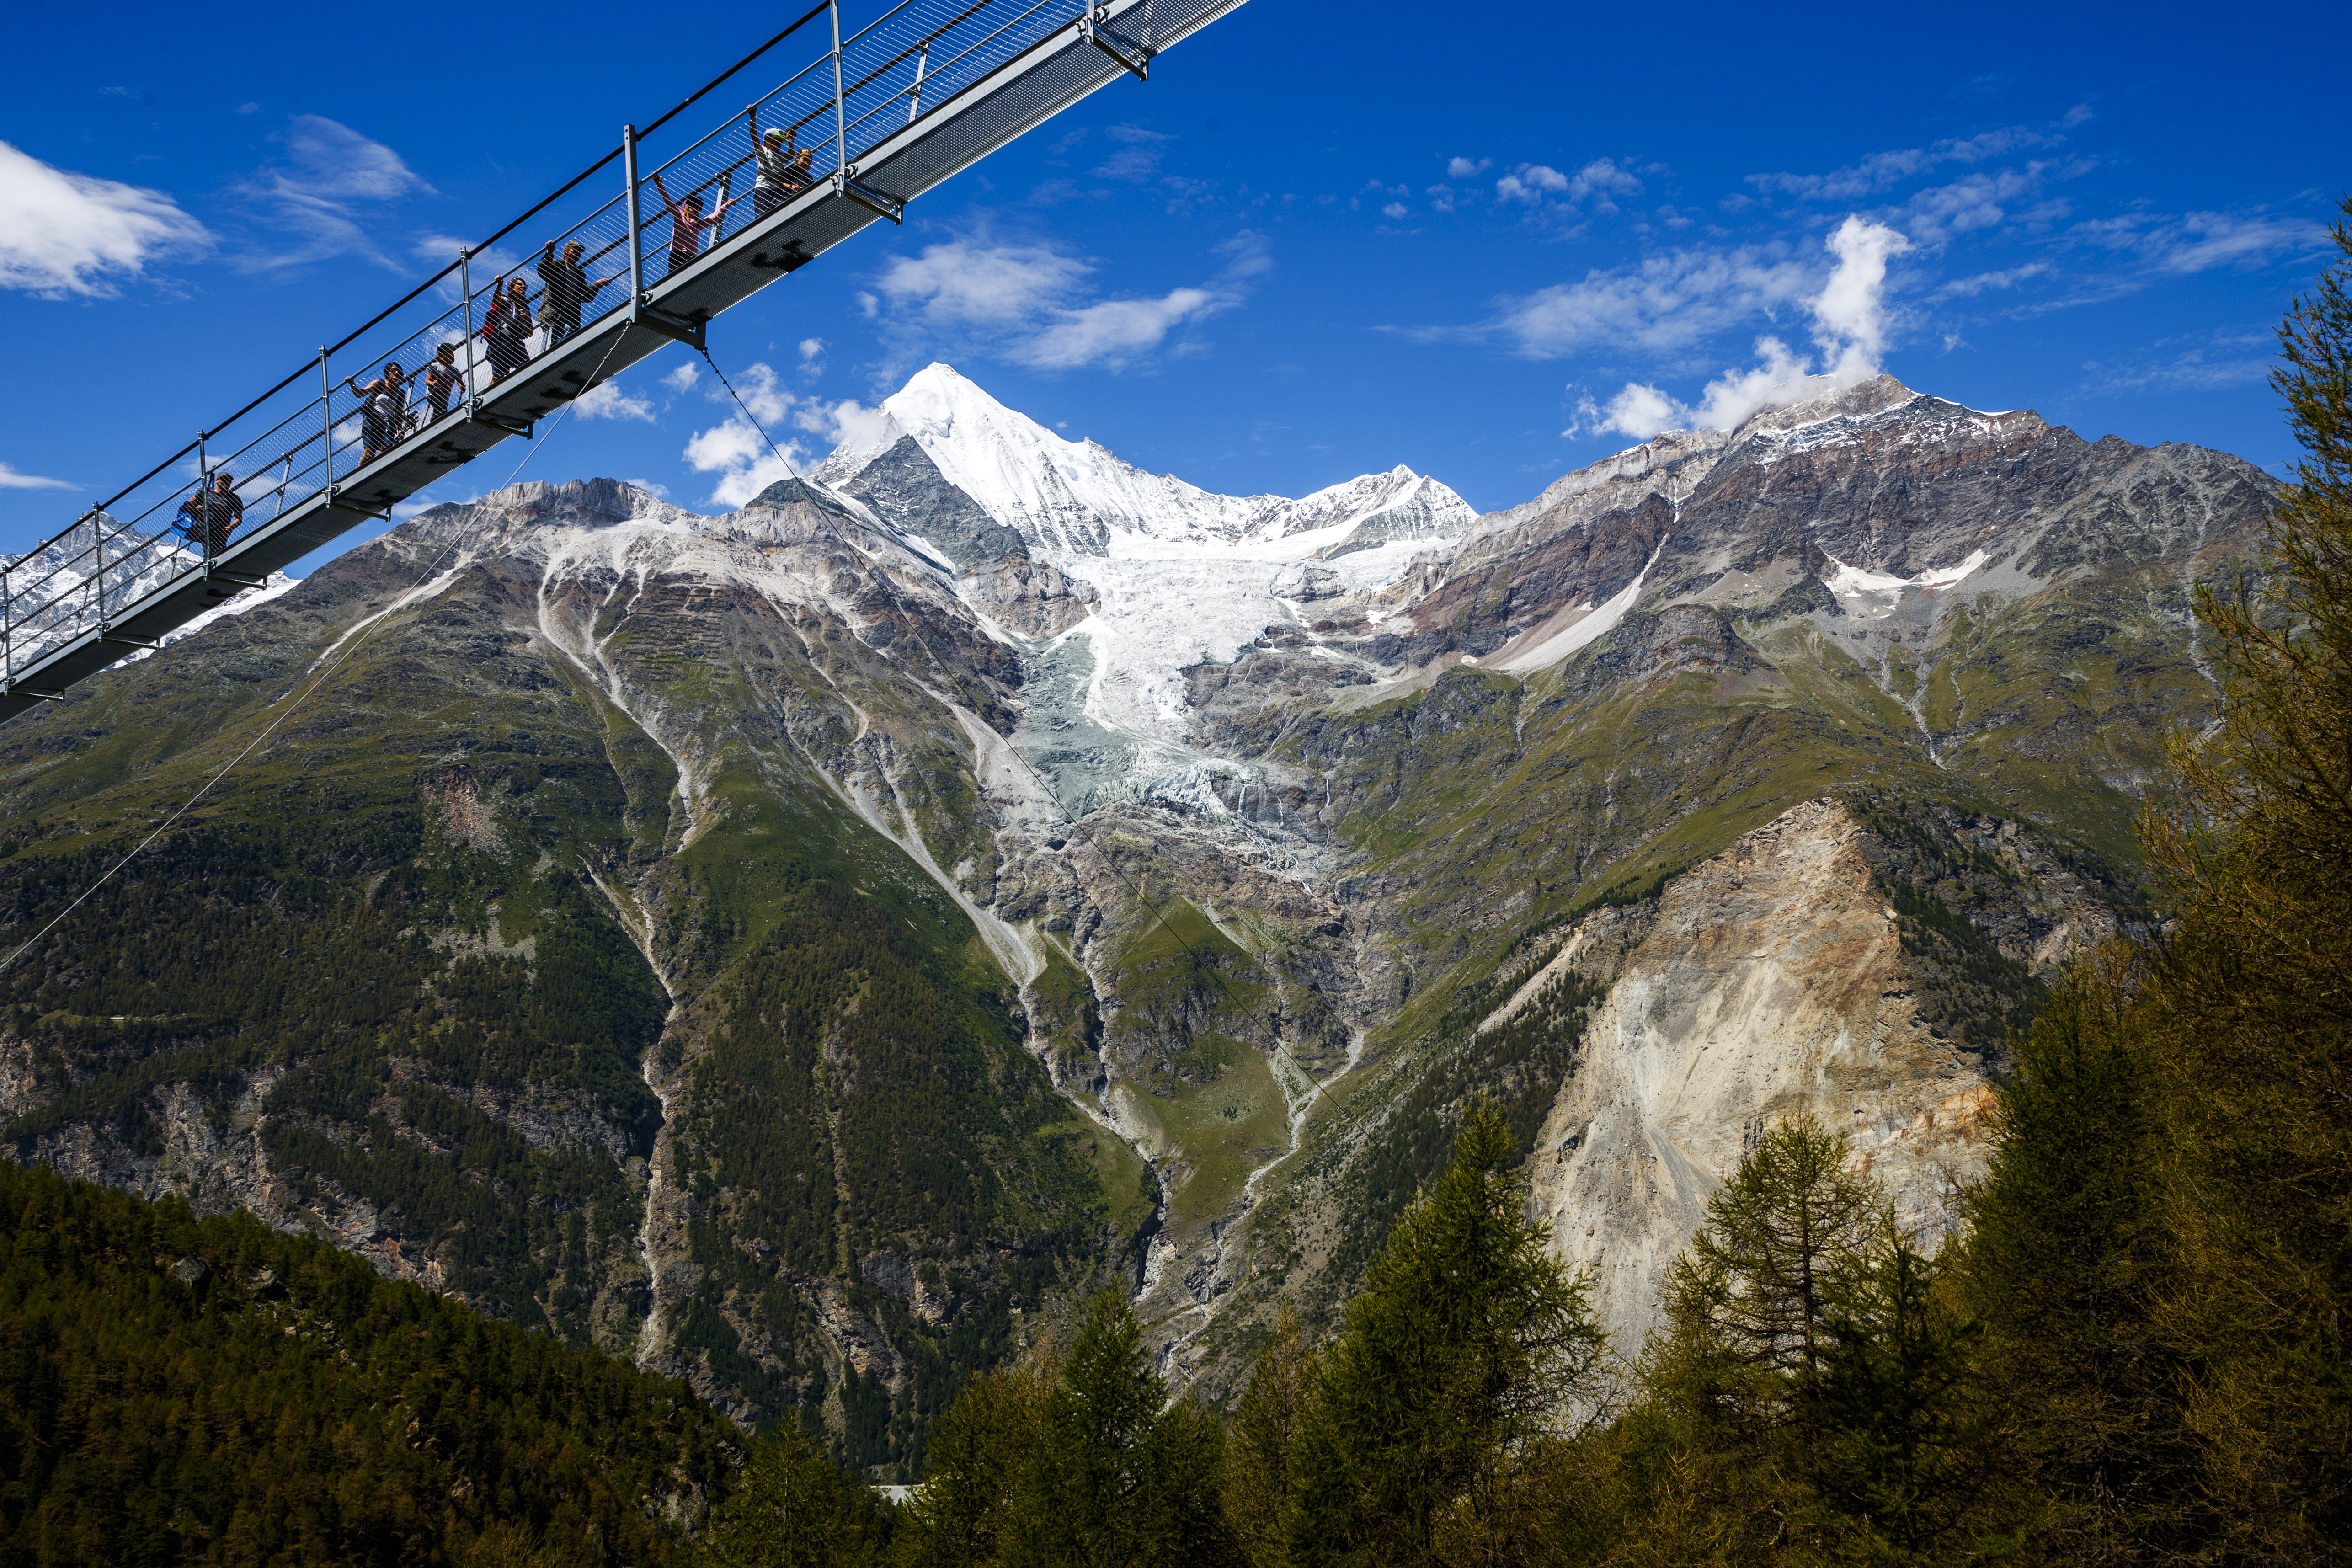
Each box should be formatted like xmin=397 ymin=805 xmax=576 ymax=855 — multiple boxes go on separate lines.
xmin=0 ymin=363 xmax=2274 ymax=1456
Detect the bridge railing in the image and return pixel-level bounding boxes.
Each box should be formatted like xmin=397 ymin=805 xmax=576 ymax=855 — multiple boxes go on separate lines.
xmin=2 ymin=0 xmax=1094 ymax=688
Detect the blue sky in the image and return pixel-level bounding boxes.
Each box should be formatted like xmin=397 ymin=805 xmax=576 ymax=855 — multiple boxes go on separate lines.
xmin=2 ymin=0 xmax=2346 ymax=569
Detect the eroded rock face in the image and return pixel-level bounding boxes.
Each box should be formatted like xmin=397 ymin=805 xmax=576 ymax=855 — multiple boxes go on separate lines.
xmin=1525 ymin=799 xmax=1993 ymax=1355
xmin=962 ymin=554 xmax=1099 ymax=639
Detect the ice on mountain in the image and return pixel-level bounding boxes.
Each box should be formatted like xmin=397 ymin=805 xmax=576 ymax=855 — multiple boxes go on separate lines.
xmin=1821 ymin=548 xmax=1990 ymax=619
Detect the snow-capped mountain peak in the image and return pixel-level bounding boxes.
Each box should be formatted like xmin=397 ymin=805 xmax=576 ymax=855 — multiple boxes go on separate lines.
xmin=813 ymin=363 xmax=1473 ymax=563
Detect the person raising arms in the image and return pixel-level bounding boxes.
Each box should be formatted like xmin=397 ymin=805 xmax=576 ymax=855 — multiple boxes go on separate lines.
xmin=651 ymin=171 xmax=733 ymax=279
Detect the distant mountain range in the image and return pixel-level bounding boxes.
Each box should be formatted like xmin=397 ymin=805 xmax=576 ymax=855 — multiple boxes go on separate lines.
xmin=0 ymin=361 xmax=2273 ymax=1467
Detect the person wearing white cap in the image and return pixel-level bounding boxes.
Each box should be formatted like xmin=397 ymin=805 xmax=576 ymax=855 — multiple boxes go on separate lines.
xmin=747 ymin=105 xmax=801 ymax=224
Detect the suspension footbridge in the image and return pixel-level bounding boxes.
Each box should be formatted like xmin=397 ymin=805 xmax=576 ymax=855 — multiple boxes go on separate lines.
xmin=0 ymin=0 xmax=1246 ymax=727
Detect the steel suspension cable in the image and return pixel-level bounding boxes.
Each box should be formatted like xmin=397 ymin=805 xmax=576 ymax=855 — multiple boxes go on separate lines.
xmin=0 ymin=328 xmax=634 ymax=981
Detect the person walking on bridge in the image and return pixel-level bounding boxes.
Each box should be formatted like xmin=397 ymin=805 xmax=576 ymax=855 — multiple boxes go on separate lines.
xmin=651 ymin=171 xmax=732 ymax=280
xmin=536 ymin=240 xmax=618 ymax=348
xmin=422 ymin=342 xmax=464 ymax=425
xmin=482 ymin=277 xmax=535 ymax=384
xmin=175 ymin=471 xmax=244 ymax=557
xmin=341 ymin=362 xmax=409 ymax=464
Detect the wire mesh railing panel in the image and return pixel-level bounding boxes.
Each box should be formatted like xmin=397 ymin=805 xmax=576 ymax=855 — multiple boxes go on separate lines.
xmin=5 ymin=0 xmax=1165 ymax=692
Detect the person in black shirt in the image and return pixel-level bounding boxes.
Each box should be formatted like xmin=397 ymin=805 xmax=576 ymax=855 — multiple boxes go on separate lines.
xmin=482 ymin=277 xmax=534 ymax=383
xmin=536 ymin=240 xmax=619 ymax=347
xmin=175 ymin=472 xmax=245 ymax=556
xmin=422 ymin=342 xmax=465 ymax=424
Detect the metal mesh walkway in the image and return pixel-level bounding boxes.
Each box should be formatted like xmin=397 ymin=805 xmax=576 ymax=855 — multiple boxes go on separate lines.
xmin=0 ymin=0 xmax=1245 ymax=726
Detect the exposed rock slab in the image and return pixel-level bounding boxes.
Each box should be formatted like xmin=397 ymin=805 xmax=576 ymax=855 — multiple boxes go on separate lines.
xmin=1525 ymin=798 xmax=1992 ymax=1356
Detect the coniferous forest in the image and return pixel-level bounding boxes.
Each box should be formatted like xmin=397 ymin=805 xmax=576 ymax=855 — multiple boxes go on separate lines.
xmin=5 ymin=207 xmax=2350 ymax=1567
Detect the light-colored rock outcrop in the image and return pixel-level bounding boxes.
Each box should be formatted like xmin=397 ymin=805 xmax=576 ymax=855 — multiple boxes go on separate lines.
xmin=1525 ymin=797 xmax=1993 ymax=1359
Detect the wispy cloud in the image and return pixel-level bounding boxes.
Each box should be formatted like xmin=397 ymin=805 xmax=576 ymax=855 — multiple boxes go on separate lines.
xmin=232 ymin=116 xmax=432 ymax=272
xmin=1932 ymin=261 xmax=2051 ymax=299
xmin=1465 ymin=242 xmax=1813 ymax=359
xmin=1570 ymin=216 xmax=1912 ymax=439
xmin=1748 ymin=128 xmax=2049 ymax=202
xmin=869 ymin=227 xmax=1269 ymax=372
xmin=2083 ymin=329 xmax=2277 ymax=394
xmin=1093 ymin=123 xmax=1173 ymax=181
xmin=2071 ymin=209 xmax=2328 ymax=275
xmin=0 ymin=459 xmax=77 ymax=491
xmin=0 ymin=140 xmax=211 ymax=297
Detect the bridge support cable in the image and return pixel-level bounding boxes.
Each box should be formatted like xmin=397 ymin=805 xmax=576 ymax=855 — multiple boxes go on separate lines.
xmin=0 ymin=0 xmax=1248 ymax=728
xmin=0 ymin=323 xmax=636 ymax=981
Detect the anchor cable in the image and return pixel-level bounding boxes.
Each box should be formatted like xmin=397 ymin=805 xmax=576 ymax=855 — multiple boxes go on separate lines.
xmin=0 ymin=330 xmax=632 ymax=980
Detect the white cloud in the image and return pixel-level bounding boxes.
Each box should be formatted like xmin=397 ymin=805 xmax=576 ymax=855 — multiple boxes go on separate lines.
xmin=0 ymin=140 xmax=211 ymax=296
xmin=798 ymin=336 xmax=826 ymax=363
xmin=792 ymin=396 xmax=893 ymax=451
xmin=0 ymin=459 xmax=76 ymax=491
xmin=724 ymin=360 xmax=794 ymax=424
xmin=2085 ymin=329 xmax=2276 ymax=393
xmin=1932 ymin=261 xmax=2050 ymax=299
xmin=1479 ymin=243 xmax=1813 ymax=358
xmin=1571 ymin=216 xmax=1912 ymax=440
xmin=684 ymin=362 xmax=805 ymax=504
xmin=2082 ymin=210 xmax=2330 ymax=275
xmin=1497 ymin=164 xmax=1570 ymax=204
xmin=870 ymin=229 xmax=1267 ymax=372
xmin=1749 ymin=128 xmax=2046 ymax=202
xmin=875 ymin=239 xmax=1093 ymax=328
xmin=1497 ymin=159 xmax=1642 ymax=212
xmin=1015 ymin=287 xmax=1219 ymax=370
xmin=685 ymin=418 xmax=798 ymax=507
xmin=234 ymin=115 xmax=431 ymax=272
xmin=576 ymin=380 xmax=654 ymax=421
xmin=661 ymin=362 xmax=701 ymax=394
xmin=1382 ymin=202 xmax=1408 ymax=220
xmin=1446 ymin=156 xmax=1492 ymax=180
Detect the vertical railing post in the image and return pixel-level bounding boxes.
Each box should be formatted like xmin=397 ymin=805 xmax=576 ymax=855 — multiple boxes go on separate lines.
xmin=319 ymin=347 xmax=335 ymax=497
xmin=460 ymin=245 xmax=478 ymax=403
xmin=623 ymin=125 xmax=645 ymax=307
xmin=88 ymin=509 xmax=105 ymax=634
xmin=830 ymin=0 xmax=850 ymax=185
xmin=909 ymin=45 xmax=928 ymax=124
xmin=195 ymin=430 xmax=208 ymax=560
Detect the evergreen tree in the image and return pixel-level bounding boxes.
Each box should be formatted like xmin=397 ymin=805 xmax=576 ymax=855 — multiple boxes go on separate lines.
xmin=1003 ymin=1291 xmax=1227 ymax=1568
xmin=1226 ymin=1310 xmax=1317 ymax=1568
xmin=1284 ymin=1104 xmax=1605 ymax=1568
xmin=1959 ymin=956 xmax=2190 ymax=1558
xmin=2138 ymin=195 xmax=2352 ymax=1561
xmin=1808 ymin=1213 xmax=1990 ymax=1562
xmin=898 ymin=1361 xmax=1047 ymax=1568
xmin=1659 ymin=1113 xmax=1880 ymax=1444
xmin=700 ymin=1421 xmax=891 ymax=1568
xmin=1634 ymin=1115 xmax=1995 ymax=1562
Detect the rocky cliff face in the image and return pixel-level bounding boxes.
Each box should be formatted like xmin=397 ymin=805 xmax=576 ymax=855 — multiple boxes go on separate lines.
xmin=0 ymin=367 xmax=2273 ymax=1446
xmin=1522 ymin=799 xmax=2007 ymax=1355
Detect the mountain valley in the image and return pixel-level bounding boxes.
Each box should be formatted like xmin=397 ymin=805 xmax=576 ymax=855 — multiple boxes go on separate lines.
xmin=0 ymin=361 xmax=2274 ymax=1466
